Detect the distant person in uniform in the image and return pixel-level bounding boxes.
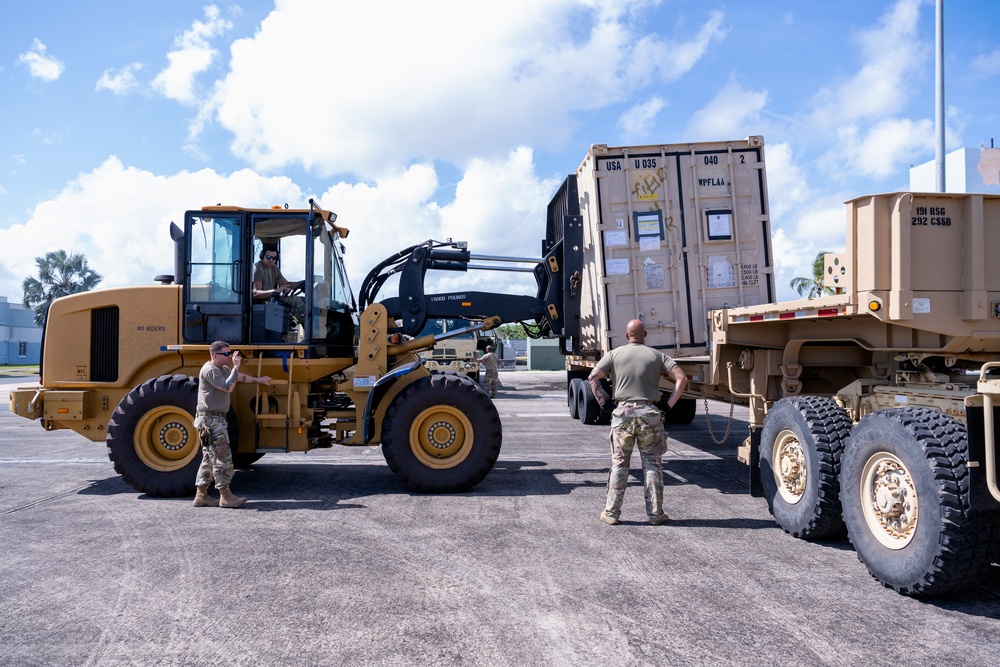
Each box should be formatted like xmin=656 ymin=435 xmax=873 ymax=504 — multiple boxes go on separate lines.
xmin=253 ymin=244 xmax=305 ymax=322
xmin=588 ymin=319 xmax=688 ymax=525
xmin=478 ymin=345 xmax=500 ymax=398
xmin=193 ymin=340 xmax=271 ymax=508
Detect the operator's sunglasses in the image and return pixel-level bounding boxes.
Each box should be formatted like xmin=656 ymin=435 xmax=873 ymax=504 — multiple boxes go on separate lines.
xmin=264 ymin=254 xmax=278 ymax=260
xmin=214 ymin=351 xmax=232 ymax=357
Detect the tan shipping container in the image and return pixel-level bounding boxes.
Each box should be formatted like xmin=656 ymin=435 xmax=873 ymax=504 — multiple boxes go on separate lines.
xmin=549 ymin=137 xmax=775 ymax=360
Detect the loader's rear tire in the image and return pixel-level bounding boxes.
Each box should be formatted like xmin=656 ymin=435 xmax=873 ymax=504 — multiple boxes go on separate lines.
xmin=759 ymin=396 xmax=852 ymax=539
xmin=568 ymin=378 xmax=582 ymax=419
xmin=381 ymin=373 xmax=502 ymax=493
xmin=840 ymin=408 xmax=994 ymax=596
xmin=107 ymin=375 xmax=202 ymax=497
xmin=664 ymin=397 xmax=697 ymax=425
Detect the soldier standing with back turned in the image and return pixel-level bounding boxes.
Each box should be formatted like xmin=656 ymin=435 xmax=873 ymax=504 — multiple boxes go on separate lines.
xmin=588 ymin=319 xmax=688 ymax=525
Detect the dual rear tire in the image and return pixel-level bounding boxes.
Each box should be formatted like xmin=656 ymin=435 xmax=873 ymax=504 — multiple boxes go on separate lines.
xmin=760 ymin=398 xmax=996 ymax=595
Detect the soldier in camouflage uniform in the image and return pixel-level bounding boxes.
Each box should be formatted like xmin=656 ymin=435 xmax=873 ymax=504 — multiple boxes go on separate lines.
xmin=588 ymin=319 xmax=688 ymax=525
xmin=478 ymin=345 xmax=500 ymax=398
xmin=192 ymin=340 xmax=271 ymax=508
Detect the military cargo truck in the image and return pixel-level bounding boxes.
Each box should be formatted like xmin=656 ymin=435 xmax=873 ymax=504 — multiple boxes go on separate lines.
xmin=695 ymin=192 xmax=1000 ymax=595
xmin=550 ymin=164 xmax=1000 ymax=594
xmin=416 ymin=318 xmax=483 ymax=382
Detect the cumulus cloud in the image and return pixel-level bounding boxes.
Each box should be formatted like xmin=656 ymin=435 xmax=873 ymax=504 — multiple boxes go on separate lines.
xmin=625 ymin=11 xmax=727 ymax=85
xmin=686 ymin=78 xmax=767 ymax=140
xmin=1 ymin=158 xmax=302 ymax=300
xmin=199 ymin=0 xmax=726 ymax=179
xmin=17 ymin=39 xmax=65 ymax=82
xmin=152 ymin=5 xmax=232 ymax=105
xmin=971 ymin=48 xmax=1000 ymax=78
xmin=96 ymin=63 xmax=144 ymax=95
xmin=618 ymin=97 xmax=666 ymax=142
xmin=326 ymin=147 xmax=559 ymax=298
xmin=828 ymin=118 xmax=936 ymax=179
xmin=808 ymin=0 xmax=928 ymax=128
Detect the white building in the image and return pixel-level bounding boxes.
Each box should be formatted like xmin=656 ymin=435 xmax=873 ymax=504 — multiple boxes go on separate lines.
xmin=909 ymin=146 xmax=1000 ymax=194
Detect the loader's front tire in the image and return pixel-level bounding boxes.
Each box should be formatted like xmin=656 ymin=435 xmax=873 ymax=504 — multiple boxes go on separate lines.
xmin=381 ymin=373 xmax=501 ymax=493
xmin=107 ymin=375 xmax=201 ymax=497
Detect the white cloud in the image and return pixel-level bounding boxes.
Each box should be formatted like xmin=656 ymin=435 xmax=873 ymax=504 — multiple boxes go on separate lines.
xmin=829 ymin=117 xmax=936 ymax=179
xmin=152 ymin=5 xmax=232 ymax=105
xmin=685 ymin=78 xmax=767 ymax=140
xmin=971 ymin=48 xmax=1000 ymax=77
xmin=770 ymin=198 xmax=846 ymax=302
xmin=763 ymin=142 xmax=812 ymax=223
xmin=199 ymin=0 xmax=726 ymax=179
xmin=96 ymin=63 xmax=144 ymax=95
xmin=1 ymin=158 xmax=302 ymax=301
xmin=625 ymin=11 xmax=727 ymax=85
xmin=618 ymin=97 xmax=666 ymax=142
xmin=326 ymin=147 xmax=558 ymax=298
xmin=808 ymin=0 xmax=928 ymax=128
xmin=17 ymin=39 xmax=65 ymax=82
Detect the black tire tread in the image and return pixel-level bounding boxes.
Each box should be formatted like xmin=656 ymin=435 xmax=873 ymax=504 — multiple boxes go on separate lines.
xmin=106 ymin=374 xmax=201 ymax=498
xmin=761 ymin=395 xmax=852 ymax=539
xmin=381 ymin=373 xmax=501 ymax=493
xmin=841 ymin=408 xmax=993 ymax=596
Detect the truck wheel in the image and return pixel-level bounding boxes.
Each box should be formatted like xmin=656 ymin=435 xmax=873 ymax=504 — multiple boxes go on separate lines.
xmin=578 ymin=381 xmax=600 ymax=425
xmin=665 ymin=397 xmax=696 ymax=424
xmin=107 ymin=375 xmax=201 ymax=497
xmin=568 ymin=378 xmax=582 ymax=419
xmin=759 ymin=396 xmax=851 ymax=539
xmin=381 ymin=373 xmax=501 ymax=493
xmin=839 ymin=408 xmax=994 ymax=595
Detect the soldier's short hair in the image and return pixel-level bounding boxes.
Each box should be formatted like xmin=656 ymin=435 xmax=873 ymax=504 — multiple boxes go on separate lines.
xmin=209 ymin=340 xmax=230 ymax=355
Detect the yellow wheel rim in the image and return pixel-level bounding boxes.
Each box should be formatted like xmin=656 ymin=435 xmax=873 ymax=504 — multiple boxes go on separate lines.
xmin=773 ymin=428 xmax=807 ymax=504
xmin=134 ymin=406 xmax=200 ymax=472
xmin=408 ymin=405 xmax=474 ymax=470
xmin=860 ymin=452 xmax=918 ymax=549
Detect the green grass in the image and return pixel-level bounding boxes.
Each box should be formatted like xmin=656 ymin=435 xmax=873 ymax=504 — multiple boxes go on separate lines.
xmin=0 ymin=365 xmax=39 ymax=375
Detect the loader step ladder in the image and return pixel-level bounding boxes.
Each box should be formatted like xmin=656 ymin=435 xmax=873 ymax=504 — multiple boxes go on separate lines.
xmin=252 ymin=351 xmax=300 ymax=453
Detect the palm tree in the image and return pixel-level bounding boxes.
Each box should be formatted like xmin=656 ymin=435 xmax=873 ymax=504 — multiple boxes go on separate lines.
xmin=22 ymin=250 xmax=103 ymax=326
xmin=789 ymin=251 xmax=835 ymax=299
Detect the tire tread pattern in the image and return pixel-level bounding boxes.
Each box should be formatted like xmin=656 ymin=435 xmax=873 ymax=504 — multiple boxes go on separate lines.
xmin=842 ymin=408 xmax=993 ymax=596
xmin=106 ymin=374 xmax=201 ymax=498
xmin=381 ymin=373 xmax=502 ymax=493
xmin=762 ymin=395 xmax=852 ymax=539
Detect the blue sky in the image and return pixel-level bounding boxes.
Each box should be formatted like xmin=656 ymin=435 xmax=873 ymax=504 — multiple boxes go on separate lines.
xmin=3 ymin=0 xmax=999 ymax=306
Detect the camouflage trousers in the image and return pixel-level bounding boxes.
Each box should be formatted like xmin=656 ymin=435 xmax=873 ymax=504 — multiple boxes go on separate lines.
xmin=194 ymin=415 xmax=235 ymax=489
xmin=482 ymin=369 xmax=498 ymax=398
xmin=604 ymin=402 xmax=666 ymax=521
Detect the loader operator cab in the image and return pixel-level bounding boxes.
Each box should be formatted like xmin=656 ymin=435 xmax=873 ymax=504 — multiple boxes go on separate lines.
xmin=179 ymin=202 xmax=356 ymax=357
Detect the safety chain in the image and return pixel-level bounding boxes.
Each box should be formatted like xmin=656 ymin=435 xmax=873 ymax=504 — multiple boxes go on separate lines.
xmin=704 ymin=395 xmax=735 ymax=445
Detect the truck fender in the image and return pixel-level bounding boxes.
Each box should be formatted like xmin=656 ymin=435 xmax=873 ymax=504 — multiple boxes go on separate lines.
xmin=362 ymin=361 xmax=423 ymax=444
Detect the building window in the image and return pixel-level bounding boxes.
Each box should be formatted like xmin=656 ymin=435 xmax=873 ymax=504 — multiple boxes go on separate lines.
xmin=18 ymin=341 xmax=26 ymax=357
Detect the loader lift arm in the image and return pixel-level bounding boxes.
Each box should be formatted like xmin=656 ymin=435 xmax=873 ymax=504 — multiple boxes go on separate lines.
xmin=362 ymin=233 xmax=581 ymax=338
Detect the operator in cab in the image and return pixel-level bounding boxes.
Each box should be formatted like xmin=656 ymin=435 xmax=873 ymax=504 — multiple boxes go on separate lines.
xmin=253 ymin=243 xmax=305 ymax=322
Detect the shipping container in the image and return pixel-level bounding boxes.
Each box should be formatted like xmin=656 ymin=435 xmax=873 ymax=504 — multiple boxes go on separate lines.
xmin=551 ymin=137 xmax=774 ymax=360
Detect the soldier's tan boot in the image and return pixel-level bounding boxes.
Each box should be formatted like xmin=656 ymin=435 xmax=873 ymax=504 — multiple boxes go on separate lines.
xmin=192 ymin=485 xmax=219 ymax=507
xmin=218 ymin=485 xmax=248 ymax=509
